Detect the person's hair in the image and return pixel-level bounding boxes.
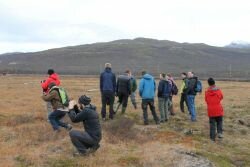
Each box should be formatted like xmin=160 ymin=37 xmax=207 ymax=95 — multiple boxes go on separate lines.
xmin=47 ymin=69 xmax=54 ymax=75
xmin=105 ymin=63 xmax=112 ymax=68
xmin=125 ymin=69 xmax=131 ymax=74
xmin=208 ymin=78 xmax=215 ymax=86
xmin=182 ymin=72 xmax=187 ymax=76
xmin=161 ymin=73 xmax=166 ymax=78
xmin=141 ymin=70 xmax=147 ymax=76
xmin=167 ymin=73 xmax=172 ymax=77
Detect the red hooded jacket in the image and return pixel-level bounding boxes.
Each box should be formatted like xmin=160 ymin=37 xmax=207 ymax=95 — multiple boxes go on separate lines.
xmin=205 ymin=86 xmax=224 ymax=117
xmin=41 ymin=73 xmax=60 ymax=93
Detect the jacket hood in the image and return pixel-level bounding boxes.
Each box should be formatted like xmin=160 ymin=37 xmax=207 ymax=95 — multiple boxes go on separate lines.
xmin=207 ymin=86 xmax=220 ymax=96
xmin=49 ymin=73 xmax=59 ymax=80
xmin=105 ymin=67 xmax=112 ymax=73
xmin=143 ymin=74 xmax=153 ymax=80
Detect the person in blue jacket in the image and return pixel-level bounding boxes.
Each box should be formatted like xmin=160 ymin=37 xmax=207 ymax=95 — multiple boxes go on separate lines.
xmin=100 ymin=63 xmax=116 ymax=120
xmin=158 ymin=73 xmax=172 ymax=122
xmin=139 ymin=71 xmax=160 ymax=125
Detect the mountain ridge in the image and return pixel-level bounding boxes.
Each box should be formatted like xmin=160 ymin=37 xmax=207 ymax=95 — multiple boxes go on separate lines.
xmin=0 ymin=38 xmax=250 ymax=78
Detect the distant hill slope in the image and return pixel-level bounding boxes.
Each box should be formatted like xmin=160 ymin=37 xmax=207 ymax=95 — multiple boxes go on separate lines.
xmin=0 ymin=38 xmax=250 ymax=78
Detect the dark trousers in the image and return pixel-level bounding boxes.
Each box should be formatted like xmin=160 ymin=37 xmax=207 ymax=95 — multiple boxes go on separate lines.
xmin=209 ymin=116 xmax=223 ymax=141
xmin=118 ymin=93 xmax=129 ymax=108
xmin=69 ymin=130 xmax=98 ymax=154
xmin=101 ymin=91 xmax=115 ymax=119
xmin=49 ymin=110 xmax=67 ymax=130
xmin=141 ymin=99 xmax=159 ymax=124
xmin=168 ymin=96 xmax=174 ymax=115
xmin=180 ymin=93 xmax=189 ymax=113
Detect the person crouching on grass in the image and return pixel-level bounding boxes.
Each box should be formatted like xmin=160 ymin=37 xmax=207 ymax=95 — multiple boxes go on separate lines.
xmin=42 ymin=82 xmax=72 ymax=132
xmin=205 ymin=78 xmax=224 ymax=141
xmin=68 ymin=95 xmax=102 ymax=156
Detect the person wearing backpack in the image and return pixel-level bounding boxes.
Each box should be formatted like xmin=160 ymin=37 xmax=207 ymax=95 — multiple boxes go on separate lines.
xmin=115 ymin=70 xmax=131 ymax=114
xmin=205 ymin=78 xmax=224 ymax=141
xmin=42 ymin=82 xmax=72 ymax=132
xmin=158 ymin=73 xmax=171 ymax=122
xmin=139 ymin=71 xmax=160 ymax=125
xmin=186 ymin=72 xmax=198 ymax=122
xmin=128 ymin=70 xmax=138 ymax=109
xmin=41 ymin=69 xmax=61 ymax=120
xmin=100 ymin=63 xmax=116 ymax=121
xmin=167 ymin=73 xmax=177 ymax=116
xmin=68 ymin=95 xmax=102 ymax=156
xmin=180 ymin=72 xmax=189 ymax=113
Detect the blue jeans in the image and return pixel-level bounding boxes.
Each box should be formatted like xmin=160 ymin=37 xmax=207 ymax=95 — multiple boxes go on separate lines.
xmin=49 ymin=110 xmax=68 ymax=130
xmin=187 ymin=95 xmax=196 ymax=121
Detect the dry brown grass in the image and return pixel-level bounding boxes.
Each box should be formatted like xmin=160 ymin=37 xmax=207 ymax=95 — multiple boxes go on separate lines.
xmin=0 ymin=75 xmax=249 ymax=167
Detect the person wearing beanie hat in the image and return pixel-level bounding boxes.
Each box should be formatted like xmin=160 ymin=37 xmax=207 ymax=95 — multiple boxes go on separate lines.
xmin=47 ymin=69 xmax=54 ymax=75
xmin=78 ymin=95 xmax=91 ymax=106
xmin=205 ymin=78 xmax=224 ymax=141
xmin=42 ymin=83 xmax=72 ymax=133
xmin=68 ymin=95 xmax=102 ymax=156
xmin=41 ymin=69 xmax=61 ymax=120
xmin=100 ymin=63 xmax=116 ymax=120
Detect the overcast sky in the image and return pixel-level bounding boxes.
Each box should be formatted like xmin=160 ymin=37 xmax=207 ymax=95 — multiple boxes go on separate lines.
xmin=0 ymin=0 xmax=249 ymax=54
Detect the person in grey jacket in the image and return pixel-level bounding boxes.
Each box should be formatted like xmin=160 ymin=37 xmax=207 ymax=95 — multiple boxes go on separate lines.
xmin=68 ymin=95 xmax=102 ymax=156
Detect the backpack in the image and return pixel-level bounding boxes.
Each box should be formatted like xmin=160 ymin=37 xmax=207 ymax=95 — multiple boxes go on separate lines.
xmin=170 ymin=80 xmax=178 ymax=95
xmin=195 ymin=80 xmax=202 ymax=93
xmin=50 ymin=87 xmax=70 ymax=107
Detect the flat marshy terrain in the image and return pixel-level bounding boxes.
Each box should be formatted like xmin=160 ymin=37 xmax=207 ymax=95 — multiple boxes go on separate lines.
xmin=0 ymin=75 xmax=249 ymax=167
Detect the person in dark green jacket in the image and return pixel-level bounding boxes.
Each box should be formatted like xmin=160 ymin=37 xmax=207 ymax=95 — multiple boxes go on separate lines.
xmin=128 ymin=70 xmax=137 ymax=109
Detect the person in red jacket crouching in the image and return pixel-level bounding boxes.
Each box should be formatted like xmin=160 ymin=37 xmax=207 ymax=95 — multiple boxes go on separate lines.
xmin=205 ymin=78 xmax=224 ymax=141
xmin=41 ymin=69 xmax=61 ymax=120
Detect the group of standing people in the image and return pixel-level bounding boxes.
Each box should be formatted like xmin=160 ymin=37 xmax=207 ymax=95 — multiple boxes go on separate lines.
xmin=40 ymin=64 xmax=225 ymax=156
xmin=99 ymin=63 xmax=224 ymax=142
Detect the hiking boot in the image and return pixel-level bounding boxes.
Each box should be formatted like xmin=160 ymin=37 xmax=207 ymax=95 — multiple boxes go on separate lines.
xmin=88 ymin=144 xmax=100 ymax=154
xmin=156 ymin=121 xmax=160 ymax=125
xmin=73 ymin=152 xmax=88 ymax=157
xmin=218 ymin=133 xmax=223 ymax=138
xmin=121 ymin=107 xmax=126 ymax=114
xmin=144 ymin=122 xmax=149 ymax=125
xmin=66 ymin=124 xmax=72 ymax=131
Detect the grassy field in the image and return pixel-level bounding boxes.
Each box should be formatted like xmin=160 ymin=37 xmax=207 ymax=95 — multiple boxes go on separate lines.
xmin=0 ymin=75 xmax=249 ymax=167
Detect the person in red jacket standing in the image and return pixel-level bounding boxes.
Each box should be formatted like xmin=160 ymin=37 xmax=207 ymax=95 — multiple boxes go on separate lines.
xmin=205 ymin=78 xmax=224 ymax=141
xmin=41 ymin=69 xmax=61 ymax=120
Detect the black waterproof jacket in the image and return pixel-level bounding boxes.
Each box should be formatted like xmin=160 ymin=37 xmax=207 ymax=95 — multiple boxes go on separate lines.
xmin=68 ymin=104 xmax=102 ymax=142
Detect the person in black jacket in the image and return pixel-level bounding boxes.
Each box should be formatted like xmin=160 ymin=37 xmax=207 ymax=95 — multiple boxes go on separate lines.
xmin=158 ymin=73 xmax=171 ymax=122
xmin=68 ymin=95 xmax=102 ymax=156
xmin=186 ymin=72 xmax=198 ymax=122
xmin=100 ymin=63 xmax=116 ymax=120
xmin=115 ymin=70 xmax=131 ymax=114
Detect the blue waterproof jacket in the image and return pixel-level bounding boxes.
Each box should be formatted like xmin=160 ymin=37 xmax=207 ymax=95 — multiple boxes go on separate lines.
xmin=157 ymin=79 xmax=171 ymax=98
xmin=139 ymin=74 xmax=156 ymax=99
xmin=100 ymin=68 xmax=116 ymax=93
